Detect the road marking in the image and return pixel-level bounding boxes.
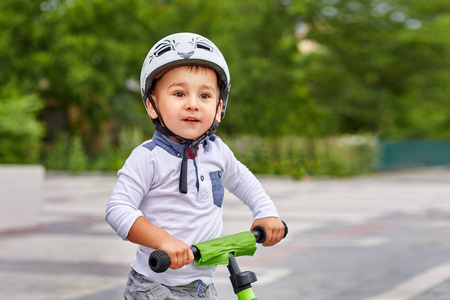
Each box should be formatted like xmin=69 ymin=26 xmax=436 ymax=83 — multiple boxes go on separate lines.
xmin=274 ymin=237 xmax=389 ymax=248
xmin=319 ymin=221 xmax=398 ymax=238
xmin=363 ymin=261 xmax=450 ymax=300
xmin=355 ymin=237 xmax=389 ymax=247
xmin=213 ymin=267 xmax=291 ymax=285
xmin=253 ymin=267 xmax=292 ymax=285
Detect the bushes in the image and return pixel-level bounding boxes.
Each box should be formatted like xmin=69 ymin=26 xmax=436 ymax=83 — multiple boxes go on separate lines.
xmin=0 ymin=86 xmax=44 ymax=164
xmin=225 ymin=134 xmax=379 ymax=178
xmin=41 ymin=131 xmax=378 ymax=178
xmin=42 ymin=127 xmax=144 ymax=173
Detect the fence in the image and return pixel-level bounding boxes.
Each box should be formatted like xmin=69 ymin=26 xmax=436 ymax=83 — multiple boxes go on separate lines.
xmin=378 ymin=140 xmax=450 ymax=170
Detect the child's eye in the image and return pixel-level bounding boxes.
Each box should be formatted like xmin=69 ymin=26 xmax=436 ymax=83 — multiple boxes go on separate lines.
xmin=200 ymin=93 xmax=211 ymax=99
xmin=174 ymin=91 xmax=185 ymax=97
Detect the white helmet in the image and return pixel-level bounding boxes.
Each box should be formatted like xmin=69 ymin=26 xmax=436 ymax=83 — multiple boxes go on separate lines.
xmin=140 ymin=32 xmax=231 ymax=121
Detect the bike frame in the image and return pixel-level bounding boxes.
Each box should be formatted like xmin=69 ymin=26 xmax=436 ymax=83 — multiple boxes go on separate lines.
xmin=227 ymin=252 xmax=257 ymax=300
xmin=237 ymin=289 xmax=257 ymax=300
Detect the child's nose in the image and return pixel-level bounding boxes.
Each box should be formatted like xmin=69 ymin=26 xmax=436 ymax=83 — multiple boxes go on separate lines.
xmin=186 ymin=96 xmax=199 ymax=110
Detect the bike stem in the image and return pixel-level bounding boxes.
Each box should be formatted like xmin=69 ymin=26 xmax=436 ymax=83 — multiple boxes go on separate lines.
xmin=236 ymin=288 xmax=257 ymax=300
xmin=227 ymin=252 xmax=257 ymax=300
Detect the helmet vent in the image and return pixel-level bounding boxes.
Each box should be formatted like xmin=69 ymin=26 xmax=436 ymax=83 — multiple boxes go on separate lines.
xmin=155 ymin=45 xmax=173 ymax=57
xmin=196 ymin=42 xmax=212 ymax=52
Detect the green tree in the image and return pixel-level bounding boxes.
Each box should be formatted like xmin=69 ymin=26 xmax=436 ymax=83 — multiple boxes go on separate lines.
xmin=1 ymin=0 xmax=152 ymax=161
xmin=0 ymin=84 xmax=44 ymax=164
xmin=289 ymin=0 xmax=450 ymax=139
xmin=2 ymin=0 xmax=449 ymax=170
xmin=1 ymin=0 xmax=305 ymax=161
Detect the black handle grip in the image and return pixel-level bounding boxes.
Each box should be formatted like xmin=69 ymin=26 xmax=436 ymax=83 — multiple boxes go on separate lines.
xmin=252 ymin=220 xmax=288 ymax=243
xmin=149 ymin=246 xmax=199 ymax=273
xmin=149 ymin=249 xmax=171 ymax=273
xmin=149 ymin=220 xmax=288 ymax=273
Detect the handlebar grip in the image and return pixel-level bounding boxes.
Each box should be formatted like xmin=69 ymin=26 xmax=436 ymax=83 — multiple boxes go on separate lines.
xmin=282 ymin=220 xmax=289 ymax=238
xmin=252 ymin=220 xmax=288 ymax=244
xmin=149 ymin=250 xmax=171 ymax=273
xmin=149 ymin=246 xmax=199 ymax=273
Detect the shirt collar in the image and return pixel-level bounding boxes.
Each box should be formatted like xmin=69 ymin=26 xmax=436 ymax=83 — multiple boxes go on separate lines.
xmin=152 ymin=131 xmax=212 ymax=157
xmin=152 ymin=131 xmax=185 ymax=157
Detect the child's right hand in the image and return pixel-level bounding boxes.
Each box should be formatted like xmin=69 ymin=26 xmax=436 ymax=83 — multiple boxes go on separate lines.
xmin=158 ymin=235 xmax=195 ymax=270
xmin=125 ymin=217 xmax=194 ymax=270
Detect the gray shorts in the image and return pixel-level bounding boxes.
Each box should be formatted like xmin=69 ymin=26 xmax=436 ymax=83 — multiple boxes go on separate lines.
xmin=124 ymin=268 xmax=218 ymax=300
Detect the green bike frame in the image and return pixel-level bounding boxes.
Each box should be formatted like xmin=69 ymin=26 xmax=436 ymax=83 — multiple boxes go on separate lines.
xmin=237 ymin=288 xmax=257 ymax=300
xmin=227 ymin=252 xmax=258 ymax=300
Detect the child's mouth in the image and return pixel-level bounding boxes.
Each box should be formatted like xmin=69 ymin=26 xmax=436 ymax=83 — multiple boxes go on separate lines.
xmin=183 ymin=118 xmax=199 ymax=124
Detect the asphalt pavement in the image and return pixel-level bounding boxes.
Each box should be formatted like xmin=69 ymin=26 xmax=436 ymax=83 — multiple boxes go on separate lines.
xmin=0 ymin=167 xmax=449 ymax=300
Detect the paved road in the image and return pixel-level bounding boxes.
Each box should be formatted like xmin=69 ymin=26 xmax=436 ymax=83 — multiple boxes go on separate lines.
xmin=0 ymin=168 xmax=449 ymax=299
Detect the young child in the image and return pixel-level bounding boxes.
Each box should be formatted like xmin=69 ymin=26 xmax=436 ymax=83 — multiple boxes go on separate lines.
xmin=106 ymin=32 xmax=285 ymax=300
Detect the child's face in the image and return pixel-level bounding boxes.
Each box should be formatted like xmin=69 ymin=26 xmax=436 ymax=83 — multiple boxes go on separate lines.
xmin=147 ymin=66 xmax=222 ymax=142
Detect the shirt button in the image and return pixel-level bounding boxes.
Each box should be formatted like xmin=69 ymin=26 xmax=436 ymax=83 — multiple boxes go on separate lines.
xmin=177 ymin=153 xmax=181 ymax=157
xmin=200 ymin=175 xmax=204 ymax=181
xmin=218 ymin=172 xmax=222 ymax=177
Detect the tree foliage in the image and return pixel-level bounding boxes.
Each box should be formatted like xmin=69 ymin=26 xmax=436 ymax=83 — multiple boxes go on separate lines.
xmin=1 ymin=0 xmax=449 ymax=167
xmin=289 ymin=0 xmax=450 ymax=138
xmin=0 ymin=83 xmax=44 ymax=163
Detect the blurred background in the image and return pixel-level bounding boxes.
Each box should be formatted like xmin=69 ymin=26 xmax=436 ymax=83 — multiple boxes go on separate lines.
xmin=1 ymin=0 xmax=450 ymax=176
xmin=1 ymin=1 xmax=450 ymax=299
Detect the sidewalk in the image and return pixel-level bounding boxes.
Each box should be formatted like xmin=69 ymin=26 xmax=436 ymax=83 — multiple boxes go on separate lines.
xmin=0 ymin=168 xmax=449 ymax=299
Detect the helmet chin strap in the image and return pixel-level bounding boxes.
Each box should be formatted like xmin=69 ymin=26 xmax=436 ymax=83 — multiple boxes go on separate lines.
xmin=146 ymin=92 xmax=220 ymax=194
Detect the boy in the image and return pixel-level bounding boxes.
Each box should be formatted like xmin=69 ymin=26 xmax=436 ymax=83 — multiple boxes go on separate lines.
xmin=106 ymin=32 xmax=284 ymax=300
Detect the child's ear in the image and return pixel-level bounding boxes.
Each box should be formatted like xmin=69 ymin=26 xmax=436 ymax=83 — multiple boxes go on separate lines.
xmin=146 ymin=97 xmax=159 ymax=119
xmin=215 ymin=100 xmax=223 ymax=123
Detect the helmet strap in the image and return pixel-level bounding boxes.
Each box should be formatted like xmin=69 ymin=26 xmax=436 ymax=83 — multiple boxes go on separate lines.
xmin=146 ymin=92 xmax=187 ymax=143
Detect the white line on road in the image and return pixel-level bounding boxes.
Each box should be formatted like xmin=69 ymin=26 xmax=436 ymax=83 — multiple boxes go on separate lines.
xmin=213 ymin=267 xmax=292 ymax=285
xmin=284 ymin=237 xmax=390 ymax=248
xmin=363 ymin=261 xmax=450 ymax=300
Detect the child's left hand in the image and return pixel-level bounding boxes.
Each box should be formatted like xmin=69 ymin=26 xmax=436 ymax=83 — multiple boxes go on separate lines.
xmin=251 ymin=217 xmax=285 ymax=247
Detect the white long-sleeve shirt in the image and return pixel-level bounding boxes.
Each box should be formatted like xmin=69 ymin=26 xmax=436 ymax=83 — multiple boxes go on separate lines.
xmin=105 ymin=131 xmax=279 ymax=286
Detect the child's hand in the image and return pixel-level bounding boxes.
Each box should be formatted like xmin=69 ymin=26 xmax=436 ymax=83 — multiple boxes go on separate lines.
xmin=158 ymin=235 xmax=195 ymax=270
xmin=125 ymin=217 xmax=194 ymax=269
xmin=251 ymin=217 xmax=285 ymax=247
